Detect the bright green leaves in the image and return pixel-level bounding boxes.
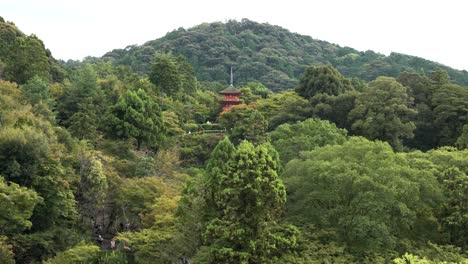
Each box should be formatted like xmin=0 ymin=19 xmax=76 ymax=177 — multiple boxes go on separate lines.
xmin=0 ymin=176 xmax=42 ymax=234
xmin=270 ymin=118 xmax=347 ymax=164
xmin=283 ymin=137 xmax=443 ymax=254
xmin=105 ymin=88 xmax=165 ymax=150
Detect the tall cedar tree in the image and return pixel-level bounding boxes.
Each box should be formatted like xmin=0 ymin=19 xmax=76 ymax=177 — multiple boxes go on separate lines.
xmin=200 ymin=138 xmax=298 ymax=263
xmin=105 ymin=88 xmax=165 ymax=150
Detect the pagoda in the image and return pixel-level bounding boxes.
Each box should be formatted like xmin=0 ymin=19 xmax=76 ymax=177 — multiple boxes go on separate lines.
xmin=220 ymin=68 xmax=242 ymax=112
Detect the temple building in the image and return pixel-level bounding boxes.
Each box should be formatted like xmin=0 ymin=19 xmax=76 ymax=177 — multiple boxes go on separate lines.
xmin=220 ymin=67 xmax=242 ymax=112
xmin=220 ymin=85 xmax=242 ymax=112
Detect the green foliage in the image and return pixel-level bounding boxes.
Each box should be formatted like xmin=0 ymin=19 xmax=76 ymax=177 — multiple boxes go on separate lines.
xmin=97 ymin=251 xmax=128 ymax=264
xmin=270 ymin=118 xmax=347 ymax=164
xmin=57 ymin=64 xmax=103 ymax=140
xmin=117 ymin=228 xmax=173 ymax=264
xmin=349 ymin=77 xmax=417 ymax=149
xmin=309 ymin=90 xmax=357 ymax=130
xmin=44 ymin=241 xmax=100 ymax=264
xmin=431 ymin=83 xmax=468 ymax=147
xmin=0 ymin=236 xmax=15 ymax=264
xmin=456 ymin=124 xmax=468 ymax=149
xmin=218 ymin=105 xmax=268 ymax=144
xmin=0 ymin=176 xmax=42 ymax=234
xmin=12 ymin=226 xmax=85 ymax=263
xmin=149 ymin=53 xmax=183 ymax=96
xmin=105 ymin=88 xmax=165 ymax=150
xmin=102 ymin=19 xmax=468 ymax=91
xmin=0 ymin=19 xmax=51 ymax=84
xmin=284 ymin=137 xmax=443 ymax=255
xmin=75 ymin=147 xmax=108 ymax=223
xmin=254 ymin=90 xmax=312 ymax=130
xmin=199 ymin=139 xmax=296 ymax=263
xmin=115 ymin=177 xmax=163 ymax=224
xmin=179 ymin=133 xmax=225 ymax=167
xmin=296 ymin=64 xmax=354 ymax=98
xmin=0 ymin=126 xmax=50 ymax=186
xmin=21 ymin=75 xmax=51 ymax=106
xmin=240 ymin=81 xmax=272 ymax=103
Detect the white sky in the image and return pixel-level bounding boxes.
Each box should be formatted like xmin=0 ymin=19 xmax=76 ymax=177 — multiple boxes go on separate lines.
xmin=3 ymin=0 xmax=468 ymax=70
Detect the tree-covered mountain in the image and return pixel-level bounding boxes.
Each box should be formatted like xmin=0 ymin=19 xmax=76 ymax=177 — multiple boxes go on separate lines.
xmin=1 ymin=16 xmax=467 ymax=264
xmin=0 ymin=16 xmax=65 ymax=84
xmin=101 ymin=19 xmax=468 ymax=91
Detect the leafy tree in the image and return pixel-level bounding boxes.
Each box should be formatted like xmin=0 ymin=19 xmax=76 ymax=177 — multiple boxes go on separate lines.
xmin=21 ymin=75 xmax=51 ymax=106
xmin=44 ymin=241 xmax=100 ymax=264
xmin=455 ymin=124 xmax=468 ymax=149
xmin=75 ymin=147 xmax=108 ymax=226
xmin=0 ymin=127 xmax=50 ymax=186
xmin=269 ymin=118 xmax=347 ymax=164
xmin=431 ymin=84 xmax=468 ymax=147
xmin=218 ymin=105 xmax=268 ymax=144
xmin=0 ymin=176 xmax=42 ymax=234
xmin=199 ymin=139 xmax=298 ymax=263
xmin=149 ymin=53 xmax=182 ymax=97
xmin=240 ymin=81 xmax=272 ymax=103
xmin=309 ymin=91 xmax=357 ymax=130
xmin=349 ymin=77 xmax=416 ymax=149
xmin=397 ymin=72 xmax=436 ymax=150
xmin=0 ymin=236 xmax=14 ymax=264
xmin=57 ymin=64 xmax=103 ymax=140
xmin=254 ymin=91 xmax=312 ymax=130
xmin=284 ymin=137 xmax=443 ymax=255
xmin=3 ymin=34 xmax=50 ymax=84
xmin=105 ymin=88 xmax=165 ymax=150
xmin=295 ymin=64 xmax=354 ymax=98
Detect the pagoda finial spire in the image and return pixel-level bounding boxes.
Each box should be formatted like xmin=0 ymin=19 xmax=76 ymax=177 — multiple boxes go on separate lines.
xmin=230 ymin=66 xmax=233 ymax=87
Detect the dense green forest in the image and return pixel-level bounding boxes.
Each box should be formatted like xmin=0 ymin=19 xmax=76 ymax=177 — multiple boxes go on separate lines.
xmin=99 ymin=19 xmax=468 ymax=91
xmin=0 ymin=16 xmax=467 ymax=264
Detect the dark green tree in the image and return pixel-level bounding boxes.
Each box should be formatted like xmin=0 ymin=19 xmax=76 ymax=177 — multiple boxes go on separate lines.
xmin=295 ymin=64 xmax=354 ymax=98
xmin=397 ymin=72 xmax=436 ymax=150
xmin=105 ymin=88 xmax=165 ymax=150
xmin=254 ymin=91 xmax=312 ymax=131
xmin=57 ymin=64 xmax=103 ymax=141
xmin=218 ymin=105 xmax=268 ymax=145
xmin=349 ymin=76 xmax=416 ymax=149
xmin=431 ymin=84 xmax=468 ymax=147
xmin=199 ymin=139 xmax=298 ymax=263
xmin=149 ymin=53 xmax=182 ymax=97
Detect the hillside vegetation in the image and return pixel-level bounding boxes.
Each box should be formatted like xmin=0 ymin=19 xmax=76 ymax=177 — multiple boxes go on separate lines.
xmin=0 ymin=16 xmax=467 ymax=264
xmin=101 ymin=19 xmax=468 ymax=91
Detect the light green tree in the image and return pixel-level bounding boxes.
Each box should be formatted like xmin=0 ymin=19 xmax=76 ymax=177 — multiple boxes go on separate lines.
xmin=0 ymin=176 xmax=42 ymax=233
xmin=270 ymin=118 xmax=347 ymax=164
xmin=284 ymin=137 xmax=443 ymax=255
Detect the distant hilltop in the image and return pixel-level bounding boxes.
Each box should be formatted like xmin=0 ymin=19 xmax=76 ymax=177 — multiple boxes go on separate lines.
xmin=100 ymin=19 xmax=468 ymax=91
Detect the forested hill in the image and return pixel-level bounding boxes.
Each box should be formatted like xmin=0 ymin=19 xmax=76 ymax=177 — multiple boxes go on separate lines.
xmin=0 ymin=17 xmax=65 ymax=84
xmin=101 ymin=19 xmax=468 ymax=91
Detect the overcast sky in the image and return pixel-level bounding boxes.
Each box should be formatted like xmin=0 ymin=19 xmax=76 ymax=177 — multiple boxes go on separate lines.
xmin=3 ymin=0 xmax=468 ymax=70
